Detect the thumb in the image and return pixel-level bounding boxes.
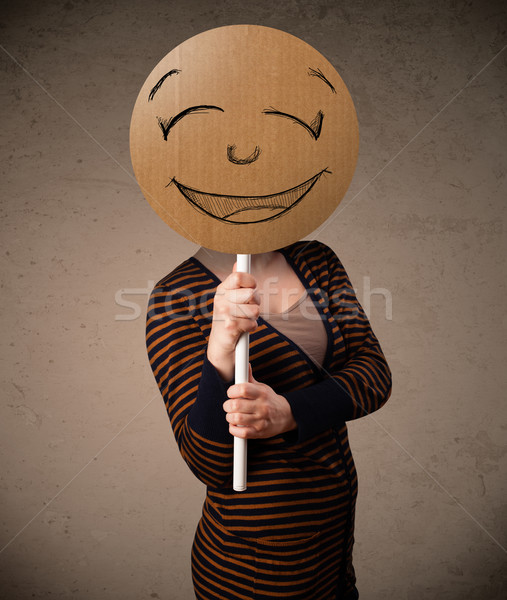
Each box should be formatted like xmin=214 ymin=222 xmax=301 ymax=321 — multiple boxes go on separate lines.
xmin=248 ymin=363 xmax=256 ymax=383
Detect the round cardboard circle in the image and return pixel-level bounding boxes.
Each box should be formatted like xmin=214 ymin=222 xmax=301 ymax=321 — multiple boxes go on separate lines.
xmin=130 ymin=25 xmax=359 ymax=254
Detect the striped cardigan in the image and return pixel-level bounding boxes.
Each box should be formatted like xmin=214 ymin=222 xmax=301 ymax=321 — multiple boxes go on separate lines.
xmin=146 ymin=241 xmax=392 ymax=599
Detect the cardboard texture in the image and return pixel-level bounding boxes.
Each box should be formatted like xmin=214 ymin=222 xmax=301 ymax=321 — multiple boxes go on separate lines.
xmin=130 ymin=25 xmax=359 ymax=254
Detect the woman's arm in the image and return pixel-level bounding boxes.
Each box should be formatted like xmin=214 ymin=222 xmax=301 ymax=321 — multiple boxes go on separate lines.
xmin=146 ymin=281 xmax=234 ymax=488
xmin=283 ymin=244 xmax=392 ymax=442
xmin=220 ymin=243 xmax=391 ymax=443
xmin=146 ymin=265 xmax=261 ymax=487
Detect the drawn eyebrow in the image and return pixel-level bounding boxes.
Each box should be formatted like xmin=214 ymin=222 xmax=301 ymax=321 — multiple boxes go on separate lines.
xmin=263 ymin=107 xmax=324 ymax=140
xmin=157 ymin=105 xmax=224 ymax=140
xmin=148 ymin=69 xmax=181 ymax=101
xmin=308 ymin=67 xmax=336 ymax=94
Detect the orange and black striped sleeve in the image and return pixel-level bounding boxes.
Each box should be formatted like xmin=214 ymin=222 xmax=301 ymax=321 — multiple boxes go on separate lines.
xmin=284 ymin=243 xmax=392 ymax=441
xmin=146 ymin=274 xmax=233 ymax=488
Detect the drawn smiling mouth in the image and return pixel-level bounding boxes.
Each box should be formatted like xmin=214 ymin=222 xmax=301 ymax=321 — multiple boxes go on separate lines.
xmin=170 ymin=169 xmax=329 ymax=224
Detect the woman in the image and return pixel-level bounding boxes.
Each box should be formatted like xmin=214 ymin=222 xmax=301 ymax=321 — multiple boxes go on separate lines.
xmin=146 ymin=240 xmax=392 ymax=599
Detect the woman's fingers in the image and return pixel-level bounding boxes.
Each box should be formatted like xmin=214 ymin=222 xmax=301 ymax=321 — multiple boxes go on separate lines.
xmin=225 ymin=411 xmax=259 ymax=426
xmin=224 ymin=384 xmax=267 ymax=436
xmin=227 ymin=424 xmax=257 ymax=439
xmin=226 ymin=382 xmax=258 ymax=400
xmin=225 ymin=408 xmax=266 ymax=438
xmin=223 ymin=376 xmax=295 ymax=439
xmin=228 ymin=287 xmax=258 ymax=305
xmin=207 ymin=269 xmax=259 ymax=381
xmin=214 ymin=272 xmax=260 ymax=325
xmin=223 ymin=397 xmax=257 ymax=414
xmin=232 ymin=317 xmax=258 ymax=334
xmin=221 ymin=271 xmax=257 ymax=291
xmin=228 ymin=302 xmax=260 ymax=320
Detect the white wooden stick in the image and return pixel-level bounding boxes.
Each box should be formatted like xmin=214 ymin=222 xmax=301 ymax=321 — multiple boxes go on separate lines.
xmin=233 ymin=253 xmax=251 ymax=492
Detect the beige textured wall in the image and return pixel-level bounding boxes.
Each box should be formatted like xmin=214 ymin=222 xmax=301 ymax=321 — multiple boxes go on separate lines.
xmin=1 ymin=0 xmax=506 ymax=598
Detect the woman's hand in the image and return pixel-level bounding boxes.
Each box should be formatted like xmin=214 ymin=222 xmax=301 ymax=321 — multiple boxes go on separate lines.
xmin=223 ymin=366 xmax=297 ymax=439
xmin=207 ymin=266 xmax=260 ymax=381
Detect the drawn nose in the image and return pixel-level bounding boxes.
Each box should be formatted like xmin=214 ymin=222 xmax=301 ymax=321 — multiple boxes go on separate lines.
xmin=227 ymin=144 xmax=261 ymax=165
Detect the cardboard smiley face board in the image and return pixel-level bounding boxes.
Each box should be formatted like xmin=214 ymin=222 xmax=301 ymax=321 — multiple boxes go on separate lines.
xmin=130 ymin=24 xmax=359 ymax=255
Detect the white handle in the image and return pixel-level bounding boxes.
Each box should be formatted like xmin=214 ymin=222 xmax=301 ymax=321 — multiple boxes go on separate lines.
xmin=233 ymin=254 xmax=251 ymax=492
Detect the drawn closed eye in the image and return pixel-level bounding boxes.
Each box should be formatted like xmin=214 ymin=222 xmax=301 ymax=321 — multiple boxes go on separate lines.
xmin=263 ymin=107 xmax=324 ymax=140
xmin=157 ymin=105 xmax=224 ymax=140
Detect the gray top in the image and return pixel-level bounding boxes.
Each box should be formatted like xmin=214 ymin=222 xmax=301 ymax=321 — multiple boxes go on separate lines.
xmin=262 ymin=291 xmax=327 ymax=367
